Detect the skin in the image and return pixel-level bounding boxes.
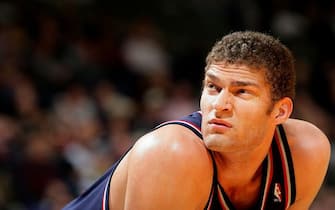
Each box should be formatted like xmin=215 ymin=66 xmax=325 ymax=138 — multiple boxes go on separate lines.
xmin=109 ymin=63 xmax=330 ymax=210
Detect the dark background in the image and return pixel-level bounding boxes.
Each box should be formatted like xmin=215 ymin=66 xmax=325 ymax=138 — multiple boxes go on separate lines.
xmin=0 ymin=0 xmax=334 ymax=209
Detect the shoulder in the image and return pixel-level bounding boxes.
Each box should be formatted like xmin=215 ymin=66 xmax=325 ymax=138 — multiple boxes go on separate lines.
xmin=124 ymin=124 xmax=213 ymax=208
xmin=283 ymin=118 xmax=330 ymax=156
xmin=131 ymin=123 xmax=211 ymax=165
xmin=128 ymin=124 xmax=213 ymax=184
xmin=282 ymin=119 xmax=331 ymax=208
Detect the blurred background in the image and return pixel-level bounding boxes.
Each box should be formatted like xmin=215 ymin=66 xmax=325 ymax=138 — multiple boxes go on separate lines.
xmin=0 ymin=0 xmax=334 ymax=209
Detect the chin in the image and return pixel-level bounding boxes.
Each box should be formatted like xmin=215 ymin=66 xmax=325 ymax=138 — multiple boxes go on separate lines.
xmin=203 ymin=134 xmax=235 ymax=152
xmin=203 ymin=134 xmax=221 ymax=149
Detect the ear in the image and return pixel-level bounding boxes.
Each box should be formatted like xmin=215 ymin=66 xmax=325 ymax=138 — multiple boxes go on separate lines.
xmin=273 ymin=97 xmax=293 ymax=125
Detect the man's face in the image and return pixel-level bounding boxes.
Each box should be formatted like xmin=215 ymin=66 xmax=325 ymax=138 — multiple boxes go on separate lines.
xmin=200 ymin=63 xmax=278 ymax=153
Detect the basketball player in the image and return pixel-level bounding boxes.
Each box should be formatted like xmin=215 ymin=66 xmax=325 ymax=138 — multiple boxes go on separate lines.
xmin=62 ymin=31 xmax=330 ymax=210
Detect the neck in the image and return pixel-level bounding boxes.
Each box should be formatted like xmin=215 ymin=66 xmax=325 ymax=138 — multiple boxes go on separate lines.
xmin=213 ymin=148 xmax=269 ymax=209
xmin=212 ymin=139 xmax=271 ymax=188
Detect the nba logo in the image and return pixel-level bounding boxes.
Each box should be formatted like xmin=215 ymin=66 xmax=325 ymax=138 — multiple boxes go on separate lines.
xmin=273 ymin=183 xmax=282 ymax=203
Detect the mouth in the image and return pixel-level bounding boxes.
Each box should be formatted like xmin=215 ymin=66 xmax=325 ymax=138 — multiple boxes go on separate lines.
xmin=208 ymin=118 xmax=233 ymax=128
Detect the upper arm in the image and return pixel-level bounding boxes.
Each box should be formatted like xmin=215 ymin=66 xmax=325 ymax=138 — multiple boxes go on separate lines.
xmin=284 ymin=119 xmax=331 ymax=209
xmin=124 ymin=125 xmax=213 ymax=210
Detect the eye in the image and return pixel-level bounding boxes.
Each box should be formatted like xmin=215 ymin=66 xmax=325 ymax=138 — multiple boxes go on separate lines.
xmin=205 ymin=82 xmax=221 ymax=93
xmin=207 ymin=83 xmax=215 ymax=89
xmin=235 ymin=88 xmax=254 ymax=98
xmin=237 ymin=89 xmax=248 ymax=94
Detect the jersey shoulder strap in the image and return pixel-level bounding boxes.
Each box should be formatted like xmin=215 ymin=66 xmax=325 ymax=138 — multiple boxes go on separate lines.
xmin=155 ymin=111 xmax=202 ymax=139
xmin=275 ymin=124 xmax=296 ymax=206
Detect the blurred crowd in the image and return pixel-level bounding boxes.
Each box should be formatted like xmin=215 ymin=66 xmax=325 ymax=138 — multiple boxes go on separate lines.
xmin=0 ymin=1 xmax=334 ymax=210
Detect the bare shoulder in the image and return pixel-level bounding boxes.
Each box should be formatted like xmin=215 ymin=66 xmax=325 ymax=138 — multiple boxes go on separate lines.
xmin=130 ymin=124 xmax=213 ymax=172
xmin=283 ymin=119 xmax=331 ymax=209
xmin=129 ymin=123 xmax=214 ymax=186
xmin=283 ymin=118 xmax=330 ymax=154
xmin=112 ymin=124 xmax=213 ymax=209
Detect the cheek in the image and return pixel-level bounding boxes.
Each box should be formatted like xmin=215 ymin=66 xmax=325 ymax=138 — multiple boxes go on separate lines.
xmin=200 ymin=93 xmax=207 ymax=111
xmin=240 ymin=108 xmax=272 ymax=132
xmin=235 ymin=103 xmax=269 ymax=126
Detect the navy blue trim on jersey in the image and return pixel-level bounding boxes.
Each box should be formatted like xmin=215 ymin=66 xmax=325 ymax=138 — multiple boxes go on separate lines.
xmin=62 ymin=146 xmax=133 ymax=210
xmin=155 ymin=111 xmax=202 ymax=139
xmin=62 ymin=166 xmax=113 ymax=210
xmin=278 ymin=124 xmax=296 ymax=204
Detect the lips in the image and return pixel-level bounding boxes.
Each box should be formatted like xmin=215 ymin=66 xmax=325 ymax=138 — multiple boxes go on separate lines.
xmin=208 ymin=118 xmax=233 ymax=128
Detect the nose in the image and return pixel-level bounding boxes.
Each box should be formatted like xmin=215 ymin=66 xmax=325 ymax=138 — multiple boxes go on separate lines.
xmin=213 ymin=90 xmax=233 ymax=112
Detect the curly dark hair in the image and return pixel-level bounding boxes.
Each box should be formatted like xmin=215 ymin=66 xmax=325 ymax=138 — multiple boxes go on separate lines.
xmin=205 ymin=31 xmax=296 ymax=102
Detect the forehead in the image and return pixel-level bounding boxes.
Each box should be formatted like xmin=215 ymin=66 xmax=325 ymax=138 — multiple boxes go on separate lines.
xmin=205 ymin=63 xmax=267 ymax=84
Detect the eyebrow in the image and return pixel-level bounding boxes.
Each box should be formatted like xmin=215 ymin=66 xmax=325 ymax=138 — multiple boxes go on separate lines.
xmin=231 ymin=80 xmax=260 ymax=88
xmin=205 ymin=71 xmax=260 ymax=88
